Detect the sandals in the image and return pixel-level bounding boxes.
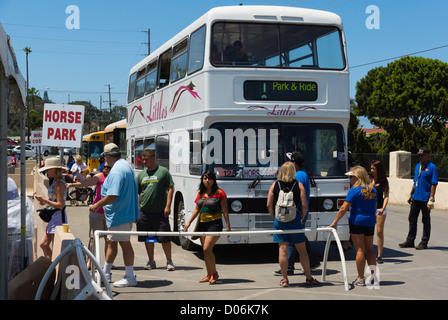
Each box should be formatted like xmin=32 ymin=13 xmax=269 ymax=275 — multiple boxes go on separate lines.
xmin=305 ymin=277 xmax=320 ymax=286
xmin=209 ymin=272 xmax=219 ymax=285
xmin=280 ymin=279 xmax=289 ymax=287
xmin=199 ymin=274 xmax=211 ymax=283
xmin=200 ymin=272 xmax=219 ymax=284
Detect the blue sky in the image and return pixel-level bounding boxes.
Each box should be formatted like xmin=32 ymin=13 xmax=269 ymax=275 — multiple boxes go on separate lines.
xmin=1 ymin=0 xmax=448 ymax=128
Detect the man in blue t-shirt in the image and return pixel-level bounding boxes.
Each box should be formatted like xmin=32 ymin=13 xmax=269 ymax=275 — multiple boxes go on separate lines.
xmin=400 ymin=147 xmax=438 ymax=250
xmin=90 ymin=143 xmax=140 ymax=287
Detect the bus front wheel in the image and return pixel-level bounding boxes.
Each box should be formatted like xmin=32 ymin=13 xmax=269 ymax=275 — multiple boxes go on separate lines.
xmin=177 ymin=200 xmax=199 ymax=251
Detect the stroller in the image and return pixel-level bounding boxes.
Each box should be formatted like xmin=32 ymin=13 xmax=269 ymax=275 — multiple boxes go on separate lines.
xmin=64 ymin=173 xmax=94 ymax=206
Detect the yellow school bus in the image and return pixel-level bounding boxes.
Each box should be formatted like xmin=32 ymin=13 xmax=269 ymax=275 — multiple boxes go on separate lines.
xmin=81 ymin=131 xmax=105 ymax=172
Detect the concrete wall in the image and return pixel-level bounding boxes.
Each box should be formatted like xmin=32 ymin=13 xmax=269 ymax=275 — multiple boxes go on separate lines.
xmin=389 ymin=151 xmax=448 ymax=211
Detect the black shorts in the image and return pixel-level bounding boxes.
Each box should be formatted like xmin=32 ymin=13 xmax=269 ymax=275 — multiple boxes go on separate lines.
xmin=197 ymin=219 xmax=223 ymax=232
xmin=349 ymin=222 xmax=375 ymax=236
xmin=137 ymin=211 xmax=172 ymax=243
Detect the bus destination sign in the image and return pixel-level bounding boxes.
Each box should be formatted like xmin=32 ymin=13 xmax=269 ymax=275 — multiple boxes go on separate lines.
xmin=244 ymin=80 xmax=318 ymax=102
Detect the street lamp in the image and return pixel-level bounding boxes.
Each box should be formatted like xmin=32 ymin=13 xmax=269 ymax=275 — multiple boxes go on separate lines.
xmin=46 ymin=86 xmax=70 ymax=104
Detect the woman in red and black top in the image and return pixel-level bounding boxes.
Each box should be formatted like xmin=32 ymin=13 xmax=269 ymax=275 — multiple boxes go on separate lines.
xmin=184 ymin=171 xmax=231 ymax=284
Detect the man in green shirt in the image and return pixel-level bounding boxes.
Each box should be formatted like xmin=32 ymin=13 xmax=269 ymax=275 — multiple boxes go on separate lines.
xmin=136 ymin=148 xmax=175 ymax=271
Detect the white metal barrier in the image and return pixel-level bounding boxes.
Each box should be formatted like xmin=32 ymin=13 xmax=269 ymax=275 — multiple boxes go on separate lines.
xmin=94 ymin=227 xmax=350 ymax=291
xmin=35 ymin=238 xmax=113 ymax=300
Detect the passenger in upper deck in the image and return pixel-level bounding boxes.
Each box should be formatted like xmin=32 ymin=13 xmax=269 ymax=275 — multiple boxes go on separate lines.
xmin=225 ymin=41 xmax=248 ymax=65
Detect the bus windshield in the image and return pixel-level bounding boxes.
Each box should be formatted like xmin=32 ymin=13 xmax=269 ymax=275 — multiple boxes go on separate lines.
xmin=207 ymin=123 xmax=346 ymax=179
xmin=211 ymin=22 xmax=344 ymax=69
xmin=88 ymin=141 xmax=103 ymax=159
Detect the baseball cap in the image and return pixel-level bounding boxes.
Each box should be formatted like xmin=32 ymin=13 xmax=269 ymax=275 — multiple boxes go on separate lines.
xmin=102 ymin=143 xmax=120 ymax=156
xmin=417 ymin=147 xmax=430 ymax=155
xmin=289 ymin=151 xmax=305 ymax=166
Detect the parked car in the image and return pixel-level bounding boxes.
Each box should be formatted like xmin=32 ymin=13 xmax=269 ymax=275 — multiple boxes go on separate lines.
xmin=12 ymin=146 xmax=34 ymax=159
xmin=63 ymin=147 xmax=76 ymax=156
xmin=41 ymin=146 xmax=52 ymax=156
xmin=7 ymin=145 xmax=15 ymax=154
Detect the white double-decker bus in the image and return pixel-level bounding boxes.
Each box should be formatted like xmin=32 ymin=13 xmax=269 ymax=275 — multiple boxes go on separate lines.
xmin=126 ymin=6 xmax=350 ymax=250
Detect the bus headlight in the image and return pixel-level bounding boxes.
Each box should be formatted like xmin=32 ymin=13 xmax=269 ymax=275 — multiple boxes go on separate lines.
xmin=323 ymin=199 xmax=334 ymax=210
xmin=231 ymin=200 xmax=243 ymax=212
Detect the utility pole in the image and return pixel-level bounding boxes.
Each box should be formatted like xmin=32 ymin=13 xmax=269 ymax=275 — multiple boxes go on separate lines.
xmin=99 ymin=95 xmax=102 ymax=131
xmin=142 ymin=28 xmax=150 ymax=55
xmin=104 ymin=84 xmax=116 ymax=123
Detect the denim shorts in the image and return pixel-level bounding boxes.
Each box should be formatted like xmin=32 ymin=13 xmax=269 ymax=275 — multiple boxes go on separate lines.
xmin=273 ymin=219 xmax=305 ymax=244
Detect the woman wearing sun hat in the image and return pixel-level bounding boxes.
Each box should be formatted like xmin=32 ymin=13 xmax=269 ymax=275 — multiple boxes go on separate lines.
xmin=35 ymin=157 xmax=68 ymax=259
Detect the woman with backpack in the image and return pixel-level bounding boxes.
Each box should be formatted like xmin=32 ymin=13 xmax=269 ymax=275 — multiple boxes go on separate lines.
xmin=267 ymin=162 xmax=320 ymax=287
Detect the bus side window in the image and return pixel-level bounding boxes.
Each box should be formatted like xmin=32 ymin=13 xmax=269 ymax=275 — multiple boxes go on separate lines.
xmin=134 ymin=139 xmax=144 ymax=170
xmin=171 ymin=38 xmax=188 ymax=82
xmin=188 ymin=25 xmax=206 ymax=74
xmin=158 ymin=49 xmax=171 ymax=88
xmin=189 ymin=129 xmax=202 ymax=175
xmin=127 ymin=72 xmax=137 ymax=102
xmin=145 ymin=60 xmax=157 ymax=94
xmin=156 ymin=135 xmax=169 ymax=170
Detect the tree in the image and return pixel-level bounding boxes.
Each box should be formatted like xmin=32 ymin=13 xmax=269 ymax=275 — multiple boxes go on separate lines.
xmin=355 ymin=56 xmax=448 ymax=128
xmin=354 ymin=56 xmax=448 ymax=154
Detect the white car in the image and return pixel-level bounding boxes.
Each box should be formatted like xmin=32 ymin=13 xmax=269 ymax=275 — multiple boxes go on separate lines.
xmin=12 ymin=146 xmax=34 ymax=159
xmin=63 ymin=147 xmax=76 ymax=155
xmin=41 ymin=146 xmax=52 ymax=156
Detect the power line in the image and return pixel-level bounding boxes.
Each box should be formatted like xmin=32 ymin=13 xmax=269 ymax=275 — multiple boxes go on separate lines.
xmin=10 ymin=34 xmax=142 ymax=45
xmin=2 ymin=22 xmax=141 ymax=33
xmin=43 ymin=88 xmax=127 ymax=95
xmin=350 ymin=44 xmax=448 ymax=69
xmin=325 ymin=0 xmax=354 ymax=10
xmin=31 ymin=50 xmax=144 ymax=56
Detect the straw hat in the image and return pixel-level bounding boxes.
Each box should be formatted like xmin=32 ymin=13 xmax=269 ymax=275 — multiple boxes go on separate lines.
xmin=38 ymin=157 xmax=69 ymax=173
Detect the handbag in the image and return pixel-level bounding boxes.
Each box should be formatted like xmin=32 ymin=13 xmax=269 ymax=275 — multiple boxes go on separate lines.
xmin=38 ymin=206 xmax=66 ymax=223
xmin=191 ymin=196 xmax=208 ymax=240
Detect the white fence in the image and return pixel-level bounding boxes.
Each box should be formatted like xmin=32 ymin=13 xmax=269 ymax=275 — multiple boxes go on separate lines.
xmin=93 ymin=227 xmax=350 ymax=291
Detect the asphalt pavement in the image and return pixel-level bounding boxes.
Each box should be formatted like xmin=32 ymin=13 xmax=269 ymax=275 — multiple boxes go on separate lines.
xmin=65 ymin=202 xmax=448 ymax=302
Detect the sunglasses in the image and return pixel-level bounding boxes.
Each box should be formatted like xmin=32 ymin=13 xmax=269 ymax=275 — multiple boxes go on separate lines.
xmin=104 ymin=166 xmax=112 ymax=169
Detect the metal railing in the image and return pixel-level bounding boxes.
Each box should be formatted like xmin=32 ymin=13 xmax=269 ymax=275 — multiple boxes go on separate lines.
xmin=93 ymin=228 xmax=350 ymax=291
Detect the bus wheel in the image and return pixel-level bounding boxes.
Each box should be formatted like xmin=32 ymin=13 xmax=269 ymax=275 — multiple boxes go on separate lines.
xmin=177 ymin=200 xmax=199 ymax=251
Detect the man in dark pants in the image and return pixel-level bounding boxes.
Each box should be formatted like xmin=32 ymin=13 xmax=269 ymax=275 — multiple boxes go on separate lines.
xmin=400 ymin=147 xmax=438 ymax=250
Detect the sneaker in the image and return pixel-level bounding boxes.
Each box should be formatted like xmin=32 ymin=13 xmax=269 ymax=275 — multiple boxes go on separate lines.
xmin=353 ymin=278 xmax=365 ymax=287
xmin=399 ymin=241 xmax=414 ymax=248
xmin=376 ymin=257 xmax=384 ymax=264
xmin=113 ymin=274 xmax=137 ymax=287
xmin=273 ymin=269 xmax=294 ymax=276
xmin=166 ymin=260 xmax=175 ymax=271
xmin=144 ymin=260 xmax=156 ymax=270
xmin=101 ymin=273 xmax=112 ymax=286
xmin=415 ymin=243 xmax=428 ymax=250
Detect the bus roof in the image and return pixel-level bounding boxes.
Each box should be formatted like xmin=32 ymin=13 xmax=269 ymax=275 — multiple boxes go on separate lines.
xmin=83 ymin=131 xmax=105 ymax=140
xmin=129 ymin=5 xmax=343 ymax=75
xmin=104 ymin=119 xmax=126 ymax=133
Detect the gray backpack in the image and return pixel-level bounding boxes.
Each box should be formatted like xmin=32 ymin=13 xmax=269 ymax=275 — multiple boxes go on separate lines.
xmin=275 ymin=181 xmax=297 ymax=222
